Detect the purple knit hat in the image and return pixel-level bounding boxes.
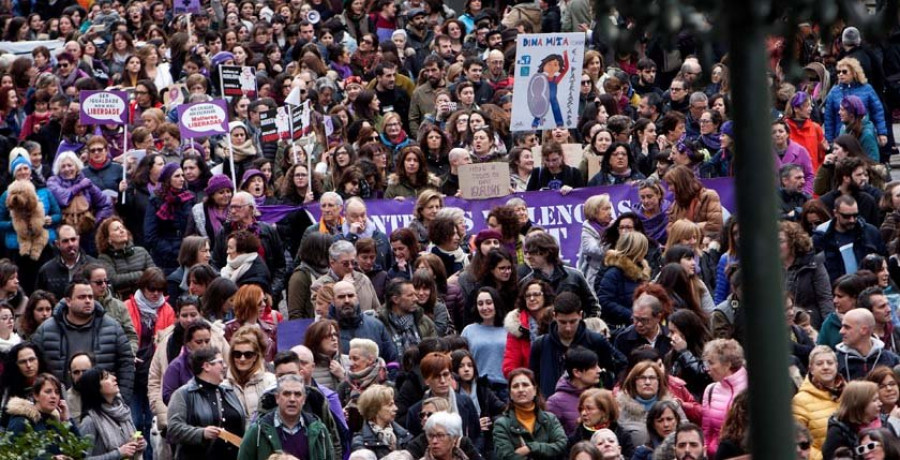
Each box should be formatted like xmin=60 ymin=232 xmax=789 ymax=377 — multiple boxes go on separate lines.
xmin=159 ymin=162 xmax=181 ymax=185
xmin=240 ymin=169 xmax=265 ymax=191
xmin=790 ymin=91 xmax=810 ymax=108
xmin=474 ymin=229 xmax=503 ymax=247
xmin=205 ymin=174 xmax=234 ymax=196
xmin=720 ymin=121 xmax=734 ymax=138
xmin=840 ymin=95 xmax=867 ymax=118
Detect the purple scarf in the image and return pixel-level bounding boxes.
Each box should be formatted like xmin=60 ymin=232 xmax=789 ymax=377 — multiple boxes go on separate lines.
xmin=208 ymin=206 xmax=228 ymax=235
xmin=156 ymin=188 xmax=194 ymax=221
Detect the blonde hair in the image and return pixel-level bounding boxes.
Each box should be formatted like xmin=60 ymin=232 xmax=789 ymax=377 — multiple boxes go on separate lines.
xmin=614 ymin=231 xmax=649 ymax=263
xmin=666 ymin=219 xmax=702 ymax=251
xmin=702 ymin=338 xmax=745 ymax=371
xmin=350 ymin=338 xmax=379 ymax=361
xmin=584 ymin=194 xmax=611 ymax=222
xmin=357 ymin=384 xmax=395 ymax=421
xmin=837 ymin=57 xmax=868 ymax=85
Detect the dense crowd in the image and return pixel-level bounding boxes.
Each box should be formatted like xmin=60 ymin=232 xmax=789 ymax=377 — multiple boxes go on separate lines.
xmin=0 ymin=0 xmax=899 ymax=460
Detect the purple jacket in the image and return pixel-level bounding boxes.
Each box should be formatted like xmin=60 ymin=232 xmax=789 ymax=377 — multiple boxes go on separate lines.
xmin=46 ymin=172 xmax=114 ymax=222
xmin=774 ymin=141 xmax=814 ymax=195
xmin=162 ymin=348 xmax=194 ymax=404
xmin=545 ymin=375 xmax=585 ymax=434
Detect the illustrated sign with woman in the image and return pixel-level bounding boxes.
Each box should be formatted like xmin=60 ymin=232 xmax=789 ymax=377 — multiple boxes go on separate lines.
xmin=511 ymin=32 xmax=585 ymax=132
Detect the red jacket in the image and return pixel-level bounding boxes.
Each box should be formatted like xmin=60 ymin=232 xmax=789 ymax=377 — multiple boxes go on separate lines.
xmin=786 ymin=117 xmax=826 ymax=173
xmin=502 ymin=308 xmax=535 ymax=378
xmin=124 ymin=296 xmax=175 ymax=346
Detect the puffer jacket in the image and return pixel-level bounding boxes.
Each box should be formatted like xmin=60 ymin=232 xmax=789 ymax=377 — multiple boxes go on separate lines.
xmin=667 ymin=188 xmax=723 ymax=236
xmin=784 ymin=251 xmax=835 ymax=330
xmin=46 ymin=172 xmax=114 ymax=223
xmin=616 ymin=391 xmax=688 ymax=448
xmin=98 ymin=243 xmax=156 ymax=298
xmin=492 ymin=407 xmax=567 ymax=460
xmin=786 ymin=117 xmax=826 ymax=171
xmin=0 ymin=184 xmax=61 ymax=251
xmin=147 ymin=321 xmax=230 ymax=430
xmin=823 ymin=81 xmax=888 ymax=141
xmin=144 ymin=193 xmax=195 ymax=273
xmin=545 ymin=376 xmax=586 ymax=433
xmin=31 ymin=300 xmax=135 ymax=400
xmin=502 ymin=308 xmax=536 ymax=378
xmin=5 ymin=396 xmax=79 ymax=458
xmin=595 ymin=252 xmax=650 ymax=329
xmin=792 ymin=377 xmax=840 ymax=459
xmin=227 ymin=369 xmax=277 ymax=424
xmin=701 ymin=366 xmax=749 ymax=458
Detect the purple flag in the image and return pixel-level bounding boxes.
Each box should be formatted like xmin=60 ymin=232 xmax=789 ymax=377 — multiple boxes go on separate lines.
xmin=177 ymin=100 xmax=229 ymax=139
xmin=80 ymin=90 xmax=128 ymax=125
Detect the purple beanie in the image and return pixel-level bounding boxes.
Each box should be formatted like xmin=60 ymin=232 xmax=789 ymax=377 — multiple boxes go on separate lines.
xmin=720 ymin=121 xmax=734 ymax=138
xmin=240 ymin=169 xmax=265 ymax=190
xmin=205 ymin=174 xmax=234 ymax=196
xmin=474 ymin=229 xmax=503 ymax=247
xmin=159 ymin=162 xmax=181 ymax=185
xmin=840 ymin=95 xmax=867 ymax=118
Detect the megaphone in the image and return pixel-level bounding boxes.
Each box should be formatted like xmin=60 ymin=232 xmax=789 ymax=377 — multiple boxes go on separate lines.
xmin=307 ymin=10 xmax=320 ymax=24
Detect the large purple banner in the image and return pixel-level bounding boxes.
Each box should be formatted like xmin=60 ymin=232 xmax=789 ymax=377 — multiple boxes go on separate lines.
xmin=263 ymin=179 xmax=735 ymax=264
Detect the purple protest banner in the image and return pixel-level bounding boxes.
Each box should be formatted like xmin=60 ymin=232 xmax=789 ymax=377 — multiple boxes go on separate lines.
xmin=277 ymin=319 xmax=315 ymax=351
xmin=173 ymin=0 xmax=201 ymax=14
xmin=80 ymin=90 xmax=128 ymax=125
xmin=259 ymin=179 xmax=735 ymax=264
xmin=177 ymin=99 xmax=229 ymax=139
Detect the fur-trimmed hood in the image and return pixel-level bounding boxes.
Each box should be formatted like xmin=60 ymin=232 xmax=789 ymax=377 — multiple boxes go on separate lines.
xmin=603 ymin=251 xmax=651 ymax=281
xmin=6 ymin=397 xmax=59 ymax=422
xmin=504 ymin=308 xmax=527 ymax=338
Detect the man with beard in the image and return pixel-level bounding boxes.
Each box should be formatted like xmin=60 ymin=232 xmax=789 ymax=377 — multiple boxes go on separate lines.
xmin=372 ymin=61 xmax=412 ymax=132
xmin=485 ymin=49 xmax=512 ymax=91
xmin=674 ymin=424 xmax=707 ymax=460
xmin=813 ymin=195 xmax=886 ymax=283
xmin=818 ymin=157 xmax=879 ymax=225
xmin=432 ymin=34 xmax=456 ymax=66
xmin=328 ymin=281 xmax=397 ymax=363
xmin=639 ymin=92 xmax=664 ymax=126
xmin=36 ymin=225 xmax=98 ymax=300
xmin=405 ymin=9 xmax=434 ymax=66
xmin=410 ymin=55 xmax=446 ymax=134
xmin=778 ymin=164 xmax=810 ymax=221
xmin=633 ymin=58 xmax=664 ymax=96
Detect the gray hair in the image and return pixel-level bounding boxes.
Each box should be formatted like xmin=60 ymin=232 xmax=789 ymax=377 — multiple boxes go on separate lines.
xmin=345 ymin=196 xmax=367 ymax=212
xmin=506 ymin=197 xmax=527 ymax=208
xmin=348 ymin=450 xmax=378 ymax=460
xmin=436 ymin=206 xmax=465 ymax=223
xmin=320 ymin=191 xmax=344 ymax=208
xmin=689 ymin=91 xmax=708 ymax=105
xmin=448 ymin=148 xmax=470 ymax=164
xmin=276 ymin=374 xmax=306 ymax=395
xmin=233 ymin=191 xmax=257 ymax=213
xmin=380 ymin=452 xmax=415 ymax=460
xmin=350 ymin=338 xmax=379 ymax=361
xmin=779 ymin=163 xmax=803 ymax=180
xmin=329 ymin=240 xmax=357 ymax=261
xmin=424 ymin=411 xmax=463 ymax=438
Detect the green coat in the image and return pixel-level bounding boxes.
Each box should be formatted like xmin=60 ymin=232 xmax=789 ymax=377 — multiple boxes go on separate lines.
xmin=492 ymin=407 xmax=567 ymax=460
xmin=237 ymin=410 xmax=335 ymax=460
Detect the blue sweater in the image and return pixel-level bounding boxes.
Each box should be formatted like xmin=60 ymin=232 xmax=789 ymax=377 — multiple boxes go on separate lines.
xmin=0 ymin=185 xmax=61 ymax=250
xmin=460 ymin=323 xmax=508 ymax=386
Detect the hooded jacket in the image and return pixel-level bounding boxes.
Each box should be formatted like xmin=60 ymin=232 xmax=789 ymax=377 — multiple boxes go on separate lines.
xmin=545 ymin=376 xmax=587 ymax=433
xmin=792 ymin=376 xmax=841 ymax=456
xmin=529 ymin=321 xmax=625 ymax=398
xmin=31 ymin=300 xmax=135 ymax=400
xmin=5 ymin=396 xmax=79 ymax=453
xmin=502 ymin=308 xmax=537 ymax=378
xmin=835 ymin=337 xmax=900 ymax=381
xmin=98 ymin=243 xmax=156 ymax=298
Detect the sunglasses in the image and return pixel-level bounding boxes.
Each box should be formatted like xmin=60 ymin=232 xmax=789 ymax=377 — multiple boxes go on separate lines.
xmin=797 ymin=441 xmax=810 ymax=450
xmin=838 ymin=69 xmax=851 ymax=75
xmin=232 ymin=350 xmax=258 ymax=360
xmin=837 ymin=211 xmax=859 ymax=219
xmin=855 ymin=441 xmax=880 ymax=455
xmin=419 ymin=411 xmax=434 ymax=420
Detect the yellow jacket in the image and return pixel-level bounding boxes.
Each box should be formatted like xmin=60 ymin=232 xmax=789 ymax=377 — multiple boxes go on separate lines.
xmin=792 ymin=377 xmax=840 ymax=460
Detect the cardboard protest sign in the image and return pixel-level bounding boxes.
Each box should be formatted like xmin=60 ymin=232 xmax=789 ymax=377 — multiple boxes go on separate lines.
xmin=511 ymin=33 xmax=585 ymax=132
xmin=562 ymin=143 xmax=584 ymax=168
xmin=219 ymin=65 xmax=257 ymax=98
xmin=458 ymin=162 xmax=511 ymax=199
xmin=79 ymin=90 xmax=128 ymax=125
xmin=177 ymin=100 xmax=229 ymax=139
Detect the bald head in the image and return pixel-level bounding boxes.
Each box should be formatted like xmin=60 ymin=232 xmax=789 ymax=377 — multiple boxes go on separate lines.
xmin=841 ymin=308 xmax=876 ymax=352
xmin=846 ymin=308 xmax=876 ymax=328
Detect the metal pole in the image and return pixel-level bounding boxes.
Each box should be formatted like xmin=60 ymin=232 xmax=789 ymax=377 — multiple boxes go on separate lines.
xmin=728 ymin=1 xmax=795 ymax=459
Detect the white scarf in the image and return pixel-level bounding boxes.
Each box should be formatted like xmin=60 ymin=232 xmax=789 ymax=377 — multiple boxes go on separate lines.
xmin=220 ymin=252 xmax=258 ymax=282
xmin=0 ymin=332 xmax=22 ymax=353
xmin=134 ymin=289 xmax=166 ymax=319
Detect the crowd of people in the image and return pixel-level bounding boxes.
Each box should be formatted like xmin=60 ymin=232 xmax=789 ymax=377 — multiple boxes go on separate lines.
xmin=0 ymin=0 xmax=898 ymax=459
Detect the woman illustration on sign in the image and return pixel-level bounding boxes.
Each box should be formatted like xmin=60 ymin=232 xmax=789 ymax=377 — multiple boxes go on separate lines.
xmin=530 ymin=51 xmax=569 ymax=129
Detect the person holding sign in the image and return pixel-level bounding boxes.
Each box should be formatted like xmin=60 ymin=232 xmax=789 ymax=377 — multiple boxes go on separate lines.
xmin=525 ymin=141 xmax=584 ymax=194
xmin=216 ymin=122 xmax=258 ymax=181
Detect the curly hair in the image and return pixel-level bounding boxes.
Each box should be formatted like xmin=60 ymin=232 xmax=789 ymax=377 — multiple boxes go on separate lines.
xmin=487 ymin=205 xmax=521 ymax=241
xmin=837 ymin=57 xmax=868 ymax=85
xmin=95 ymin=217 xmax=130 ymax=254
xmin=428 ymin=216 xmax=459 ymax=247
xmin=779 ymin=220 xmax=813 ymax=257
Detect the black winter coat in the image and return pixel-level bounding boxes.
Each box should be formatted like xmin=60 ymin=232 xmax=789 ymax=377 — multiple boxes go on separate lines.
xmin=31 ymin=301 xmax=135 ymax=399
xmin=212 ymin=221 xmax=286 ymax=297
xmin=145 ymin=194 xmax=196 ymax=274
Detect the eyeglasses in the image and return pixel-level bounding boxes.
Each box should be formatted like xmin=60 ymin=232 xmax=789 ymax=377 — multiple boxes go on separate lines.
xmin=420 ymin=411 xmax=435 ymax=420
xmin=58 ymin=63 xmax=70 ymax=68
xmin=91 ymin=279 xmax=110 ymax=286
xmin=145 ymin=286 xmax=164 ymax=293
xmin=880 ymin=381 xmax=899 ymax=390
xmin=855 ymin=442 xmax=881 ymax=455
xmin=426 ymin=432 xmax=450 ymax=441
xmin=637 ymin=375 xmax=659 ymax=382
xmin=207 ymin=358 xmax=225 ymax=366
xmin=581 ymin=80 xmax=592 ymax=85
xmin=699 ymin=119 xmax=713 ymax=124
xmin=89 ymin=147 xmax=106 ymax=153
xmin=797 ymin=441 xmax=811 ymax=450
xmin=229 ymin=204 xmax=250 ymax=210
xmin=232 ymin=350 xmax=258 ymax=360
